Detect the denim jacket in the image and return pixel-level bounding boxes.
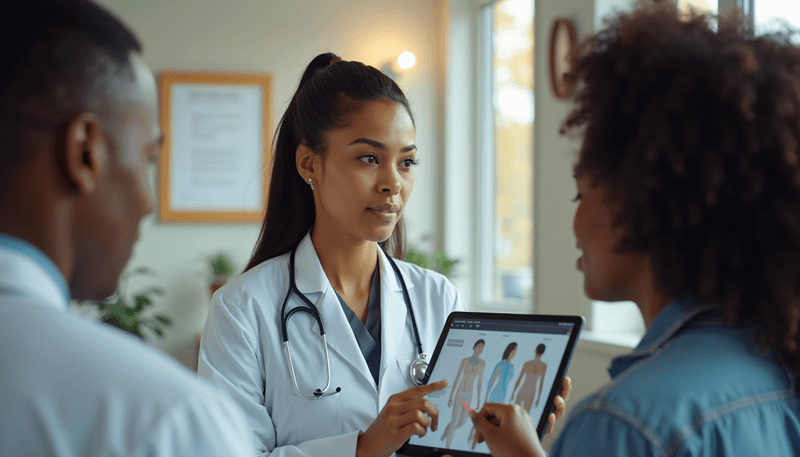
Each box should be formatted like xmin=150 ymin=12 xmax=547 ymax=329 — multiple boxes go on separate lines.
xmin=551 ymin=296 xmax=800 ymax=457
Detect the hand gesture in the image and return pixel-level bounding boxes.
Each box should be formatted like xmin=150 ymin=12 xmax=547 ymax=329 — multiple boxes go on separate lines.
xmin=356 ymin=380 xmax=447 ymax=457
xmin=468 ymin=403 xmax=545 ymax=457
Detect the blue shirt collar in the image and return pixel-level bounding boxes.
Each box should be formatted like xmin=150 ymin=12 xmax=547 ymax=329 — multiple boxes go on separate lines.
xmin=0 ymin=233 xmax=71 ymax=303
xmin=608 ymin=295 xmax=718 ymax=378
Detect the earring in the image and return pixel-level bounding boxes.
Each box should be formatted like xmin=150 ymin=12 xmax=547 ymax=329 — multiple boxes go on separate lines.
xmin=308 ymin=177 xmax=315 ymax=190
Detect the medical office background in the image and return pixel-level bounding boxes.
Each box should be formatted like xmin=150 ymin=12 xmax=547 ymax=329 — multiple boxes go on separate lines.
xmin=90 ymin=0 xmax=800 ymax=449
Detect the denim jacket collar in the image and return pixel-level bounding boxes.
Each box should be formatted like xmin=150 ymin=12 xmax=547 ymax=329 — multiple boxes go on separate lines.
xmin=608 ymin=295 xmax=718 ymax=378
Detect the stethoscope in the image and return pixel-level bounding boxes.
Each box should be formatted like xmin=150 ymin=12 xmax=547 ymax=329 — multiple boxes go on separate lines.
xmin=280 ymin=245 xmax=428 ymax=399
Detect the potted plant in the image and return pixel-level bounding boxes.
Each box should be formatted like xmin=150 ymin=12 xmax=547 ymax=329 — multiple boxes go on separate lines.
xmin=72 ymin=267 xmax=172 ymax=341
xmin=406 ymin=247 xmax=459 ymax=278
xmin=209 ymin=252 xmax=236 ymax=294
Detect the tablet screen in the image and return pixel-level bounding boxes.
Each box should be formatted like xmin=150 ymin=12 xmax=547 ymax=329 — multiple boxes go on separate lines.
xmin=401 ymin=312 xmax=583 ymax=457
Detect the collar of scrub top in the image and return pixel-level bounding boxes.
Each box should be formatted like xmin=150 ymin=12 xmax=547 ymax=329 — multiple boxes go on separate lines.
xmin=0 ymin=233 xmax=71 ymax=308
xmin=281 ymin=233 xmax=424 ymax=399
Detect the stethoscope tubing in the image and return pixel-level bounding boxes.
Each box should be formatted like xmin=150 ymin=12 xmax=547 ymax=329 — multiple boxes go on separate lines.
xmin=280 ymin=244 xmax=426 ymax=399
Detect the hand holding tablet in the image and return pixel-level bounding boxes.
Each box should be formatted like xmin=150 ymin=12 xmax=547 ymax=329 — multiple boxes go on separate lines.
xmin=398 ymin=312 xmax=583 ymax=457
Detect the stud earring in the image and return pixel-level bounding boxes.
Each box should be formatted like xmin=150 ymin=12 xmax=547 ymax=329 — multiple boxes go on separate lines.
xmin=308 ymin=178 xmax=315 ymax=190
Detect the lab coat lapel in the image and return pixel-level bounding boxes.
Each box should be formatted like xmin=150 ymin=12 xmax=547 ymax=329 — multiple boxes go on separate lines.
xmin=378 ymin=249 xmax=414 ymax=392
xmin=293 ymin=234 xmax=377 ymax=393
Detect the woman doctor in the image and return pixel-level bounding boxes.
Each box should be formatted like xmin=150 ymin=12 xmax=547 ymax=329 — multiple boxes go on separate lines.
xmin=198 ymin=53 xmax=463 ymax=457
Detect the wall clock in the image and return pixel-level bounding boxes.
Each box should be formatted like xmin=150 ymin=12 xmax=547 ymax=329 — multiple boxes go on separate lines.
xmin=548 ymin=18 xmax=577 ymax=100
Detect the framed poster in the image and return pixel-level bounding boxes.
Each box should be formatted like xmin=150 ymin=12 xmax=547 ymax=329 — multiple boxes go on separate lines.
xmin=158 ymin=71 xmax=272 ymax=222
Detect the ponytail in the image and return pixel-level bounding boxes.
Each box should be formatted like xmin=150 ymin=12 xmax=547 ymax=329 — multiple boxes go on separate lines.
xmin=246 ymin=53 xmax=412 ymax=271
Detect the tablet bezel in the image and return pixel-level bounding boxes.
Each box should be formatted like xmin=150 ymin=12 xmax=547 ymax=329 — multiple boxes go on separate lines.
xmin=398 ymin=311 xmax=584 ymax=457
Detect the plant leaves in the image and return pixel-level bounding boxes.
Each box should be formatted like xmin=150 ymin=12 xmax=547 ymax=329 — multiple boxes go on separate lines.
xmin=155 ymin=315 xmax=172 ymax=326
xmin=135 ymin=295 xmax=151 ymax=311
xmin=405 ymin=249 xmax=430 ymax=269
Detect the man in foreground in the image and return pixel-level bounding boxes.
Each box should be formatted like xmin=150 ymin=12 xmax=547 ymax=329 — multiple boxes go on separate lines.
xmin=0 ymin=1 xmax=248 ymax=454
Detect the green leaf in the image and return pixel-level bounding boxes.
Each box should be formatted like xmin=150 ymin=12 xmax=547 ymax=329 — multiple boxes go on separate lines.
xmin=405 ymin=249 xmax=430 ymax=269
xmin=134 ymin=295 xmax=152 ymax=311
xmin=212 ymin=255 xmax=235 ymax=276
xmin=435 ymin=249 xmax=459 ymax=278
xmin=155 ymin=315 xmax=172 ymax=326
xmin=152 ymin=327 xmax=164 ymax=337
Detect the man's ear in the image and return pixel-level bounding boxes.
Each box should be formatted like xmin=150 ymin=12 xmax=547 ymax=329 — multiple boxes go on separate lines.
xmin=63 ymin=112 xmax=109 ymax=195
xmin=295 ymin=142 xmax=319 ymax=184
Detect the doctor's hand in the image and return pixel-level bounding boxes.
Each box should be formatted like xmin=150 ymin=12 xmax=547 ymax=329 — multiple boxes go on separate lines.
xmin=468 ymin=403 xmax=546 ymax=457
xmin=356 ymin=379 xmax=448 ymax=457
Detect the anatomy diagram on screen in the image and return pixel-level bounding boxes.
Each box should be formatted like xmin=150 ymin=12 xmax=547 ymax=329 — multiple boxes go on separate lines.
xmin=510 ymin=343 xmax=548 ymax=412
xmin=440 ymin=339 xmax=486 ymax=449
xmin=485 ymin=342 xmax=517 ymax=404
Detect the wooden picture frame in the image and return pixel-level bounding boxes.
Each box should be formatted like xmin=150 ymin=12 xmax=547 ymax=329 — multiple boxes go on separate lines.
xmin=158 ymin=71 xmax=272 ymax=223
xmin=548 ymin=18 xmax=577 ymax=100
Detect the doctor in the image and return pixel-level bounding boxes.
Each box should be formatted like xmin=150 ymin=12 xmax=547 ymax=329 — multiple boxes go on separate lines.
xmin=198 ymin=53 xmax=464 ymax=456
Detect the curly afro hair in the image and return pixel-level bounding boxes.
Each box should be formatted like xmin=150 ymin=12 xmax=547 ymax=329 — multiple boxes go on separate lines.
xmin=563 ymin=1 xmax=800 ymax=384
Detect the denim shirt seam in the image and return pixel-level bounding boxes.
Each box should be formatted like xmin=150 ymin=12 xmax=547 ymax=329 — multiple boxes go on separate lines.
xmin=571 ymin=398 xmax=663 ymax=452
xmin=658 ymin=388 xmax=799 ymax=457
xmin=594 ymin=338 xmax=680 ymax=406
xmin=637 ymin=304 xmax=718 ymax=355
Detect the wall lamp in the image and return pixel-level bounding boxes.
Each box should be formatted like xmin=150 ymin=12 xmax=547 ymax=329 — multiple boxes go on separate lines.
xmin=380 ymin=51 xmax=416 ymax=80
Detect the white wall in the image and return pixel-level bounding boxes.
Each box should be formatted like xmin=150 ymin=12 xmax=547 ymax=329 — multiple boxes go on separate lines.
xmin=96 ymin=0 xmax=443 ymax=356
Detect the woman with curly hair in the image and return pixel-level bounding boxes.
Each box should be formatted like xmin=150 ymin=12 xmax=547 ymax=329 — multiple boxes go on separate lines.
xmin=466 ymin=2 xmax=800 ymax=456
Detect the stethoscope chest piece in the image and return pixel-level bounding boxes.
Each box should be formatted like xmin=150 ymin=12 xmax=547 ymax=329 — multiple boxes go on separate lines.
xmin=409 ymin=356 xmax=428 ymax=386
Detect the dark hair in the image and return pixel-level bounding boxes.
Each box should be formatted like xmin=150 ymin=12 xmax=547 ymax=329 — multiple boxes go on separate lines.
xmin=474 ymin=339 xmax=486 ymax=348
xmin=563 ymin=1 xmax=800 ymax=388
xmin=0 ymin=0 xmax=142 ymax=189
xmin=246 ymin=53 xmax=415 ymax=271
xmin=502 ymin=342 xmax=518 ymax=361
xmin=536 ymin=343 xmax=546 ymax=355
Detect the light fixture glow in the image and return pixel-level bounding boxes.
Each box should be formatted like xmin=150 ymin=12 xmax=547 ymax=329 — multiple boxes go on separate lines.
xmin=397 ymin=52 xmax=416 ymax=70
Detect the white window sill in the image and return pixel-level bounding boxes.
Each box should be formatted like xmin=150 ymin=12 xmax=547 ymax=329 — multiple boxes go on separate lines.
xmin=577 ymin=330 xmax=642 ymax=357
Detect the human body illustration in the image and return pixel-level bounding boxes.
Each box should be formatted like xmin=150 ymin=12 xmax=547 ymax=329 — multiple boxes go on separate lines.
xmin=441 ymin=339 xmax=486 ymax=448
xmin=511 ymin=343 xmax=548 ymax=413
xmin=485 ymin=342 xmax=517 ymax=404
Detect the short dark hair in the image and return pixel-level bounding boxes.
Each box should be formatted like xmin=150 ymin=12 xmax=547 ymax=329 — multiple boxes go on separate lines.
xmin=0 ymin=0 xmax=142 ymax=180
xmin=563 ymin=1 xmax=800 ymax=387
xmin=536 ymin=343 xmax=546 ymax=355
xmin=246 ymin=53 xmax=415 ymax=271
xmin=474 ymin=339 xmax=486 ymax=348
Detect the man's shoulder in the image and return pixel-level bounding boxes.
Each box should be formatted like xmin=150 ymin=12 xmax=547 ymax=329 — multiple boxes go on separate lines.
xmin=4 ymin=299 xmax=213 ymax=399
xmin=0 ymin=298 xmax=244 ymax=455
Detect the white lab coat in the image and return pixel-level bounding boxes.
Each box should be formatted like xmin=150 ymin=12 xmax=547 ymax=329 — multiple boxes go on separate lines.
xmin=0 ymin=238 xmax=250 ymax=457
xmin=198 ymin=233 xmax=466 ymax=456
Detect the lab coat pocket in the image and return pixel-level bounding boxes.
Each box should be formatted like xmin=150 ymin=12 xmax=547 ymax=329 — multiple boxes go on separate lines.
xmin=287 ymin=391 xmax=343 ymax=443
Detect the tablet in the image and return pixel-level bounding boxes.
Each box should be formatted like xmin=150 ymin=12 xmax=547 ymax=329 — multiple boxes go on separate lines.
xmin=398 ymin=312 xmax=584 ymax=457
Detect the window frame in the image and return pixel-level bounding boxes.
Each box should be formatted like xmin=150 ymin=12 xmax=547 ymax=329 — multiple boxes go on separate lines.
xmin=474 ymin=0 xmax=536 ymax=312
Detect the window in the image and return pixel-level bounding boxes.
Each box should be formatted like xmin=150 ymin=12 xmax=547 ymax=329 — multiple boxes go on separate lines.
xmin=754 ymin=0 xmax=800 ymax=35
xmin=677 ymin=0 xmax=718 ymax=15
xmin=477 ymin=0 xmax=534 ymax=309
